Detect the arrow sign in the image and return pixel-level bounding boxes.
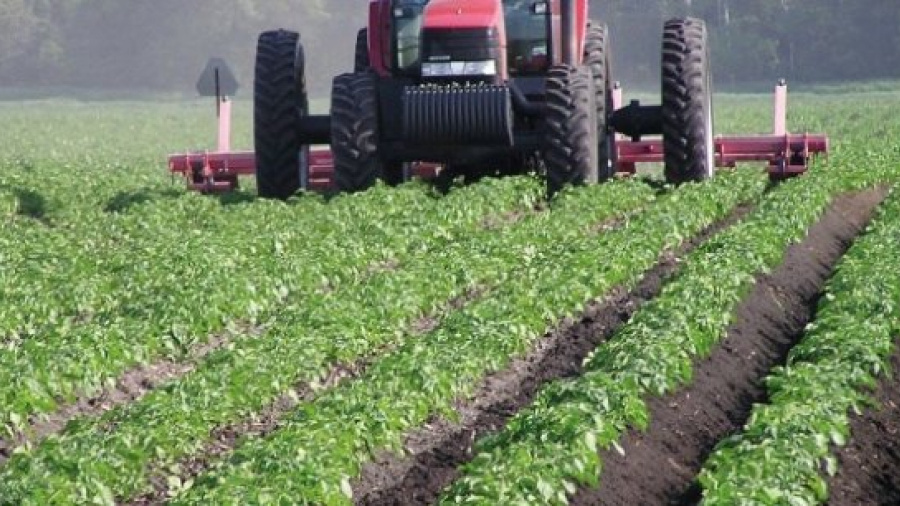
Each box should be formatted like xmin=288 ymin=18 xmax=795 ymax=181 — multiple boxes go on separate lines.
xmin=196 ymin=58 xmax=239 ymax=97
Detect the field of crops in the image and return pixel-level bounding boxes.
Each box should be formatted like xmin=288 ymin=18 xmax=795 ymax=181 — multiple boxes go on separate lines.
xmin=1 ymin=88 xmax=899 ymax=505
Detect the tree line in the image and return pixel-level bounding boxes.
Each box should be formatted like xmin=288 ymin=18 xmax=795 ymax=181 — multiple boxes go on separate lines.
xmin=0 ymin=0 xmax=897 ymax=97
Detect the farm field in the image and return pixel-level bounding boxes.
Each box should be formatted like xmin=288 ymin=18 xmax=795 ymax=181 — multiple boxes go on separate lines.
xmin=1 ymin=88 xmax=900 ymax=505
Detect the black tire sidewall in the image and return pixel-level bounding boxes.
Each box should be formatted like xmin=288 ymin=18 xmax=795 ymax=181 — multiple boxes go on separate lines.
xmin=661 ymin=18 xmax=714 ymax=184
xmin=584 ymin=22 xmax=614 ymax=180
xmin=331 ymin=72 xmax=384 ymax=193
xmin=254 ymin=30 xmax=307 ymax=199
xmin=544 ymin=65 xmax=600 ymax=197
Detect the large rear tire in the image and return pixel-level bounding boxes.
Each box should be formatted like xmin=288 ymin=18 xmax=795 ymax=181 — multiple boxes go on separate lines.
xmin=331 ymin=72 xmax=384 ymax=193
xmin=544 ymin=65 xmax=599 ymax=197
xmin=354 ymin=28 xmax=370 ymax=73
xmin=661 ymin=18 xmax=715 ymax=184
xmin=254 ymin=30 xmax=308 ymax=200
xmin=584 ymin=22 xmax=615 ymax=181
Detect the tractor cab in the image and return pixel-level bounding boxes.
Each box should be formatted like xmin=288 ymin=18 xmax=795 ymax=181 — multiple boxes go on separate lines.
xmin=391 ymin=0 xmax=427 ymax=73
xmin=386 ymin=0 xmax=551 ymax=82
xmin=503 ymin=1 xmax=551 ymax=76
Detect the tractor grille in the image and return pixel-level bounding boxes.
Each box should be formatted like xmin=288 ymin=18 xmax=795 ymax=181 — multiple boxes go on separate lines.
xmin=422 ymin=27 xmax=502 ymax=63
xmin=402 ymin=85 xmax=513 ymax=146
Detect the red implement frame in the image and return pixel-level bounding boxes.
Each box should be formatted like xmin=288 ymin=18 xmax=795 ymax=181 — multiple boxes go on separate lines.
xmin=169 ymin=81 xmax=826 ymax=193
xmin=611 ymin=81 xmax=828 ymax=179
xmin=168 ymin=97 xmax=439 ymax=193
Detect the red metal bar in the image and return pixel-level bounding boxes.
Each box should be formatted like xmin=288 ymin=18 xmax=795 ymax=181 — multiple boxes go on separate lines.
xmin=616 ymin=134 xmax=828 ymax=166
xmin=168 ymin=151 xmax=256 ymax=176
xmin=169 ymin=147 xmax=441 ymax=193
xmin=612 ymin=80 xmax=828 ymax=179
xmin=171 ymin=79 xmax=827 ymax=192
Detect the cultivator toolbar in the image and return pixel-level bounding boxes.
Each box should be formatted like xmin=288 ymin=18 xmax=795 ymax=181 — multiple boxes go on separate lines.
xmin=169 ymin=81 xmax=828 ymax=193
xmin=167 ymin=95 xmax=438 ymax=194
xmin=611 ymin=80 xmax=828 ymax=179
xmin=169 ymin=80 xmax=826 ymax=194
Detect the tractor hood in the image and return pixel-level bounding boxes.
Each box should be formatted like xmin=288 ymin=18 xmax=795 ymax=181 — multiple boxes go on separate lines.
xmin=422 ymin=0 xmax=502 ymax=30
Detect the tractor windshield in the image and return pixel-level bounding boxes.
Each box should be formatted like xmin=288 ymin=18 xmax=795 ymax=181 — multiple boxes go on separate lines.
xmin=504 ymin=0 xmax=550 ymax=75
xmin=393 ymin=0 xmax=429 ymax=72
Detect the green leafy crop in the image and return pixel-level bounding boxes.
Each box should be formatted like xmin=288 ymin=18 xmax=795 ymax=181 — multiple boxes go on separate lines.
xmin=698 ymin=189 xmax=900 ymax=505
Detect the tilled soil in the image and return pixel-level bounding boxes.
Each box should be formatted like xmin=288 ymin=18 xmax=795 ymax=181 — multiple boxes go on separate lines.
xmin=129 ymin=206 xmax=645 ymax=504
xmin=126 ymin=286 xmax=489 ymax=505
xmin=352 ymin=203 xmax=758 ymax=505
xmin=826 ymin=347 xmax=900 ymax=506
xmin=569 ymin=188 xmax=888 ymax=506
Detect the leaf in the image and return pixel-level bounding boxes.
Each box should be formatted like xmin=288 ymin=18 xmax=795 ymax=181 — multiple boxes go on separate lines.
xmin=824 ymin=455 xmax=838 ymax=476
xmin=584 ymin=431 xmax=597 ymax=453
xmin=830 ymin=429 xmax=847 ymax=447
xmin=340 ymin=476 xmax=353 ymax=499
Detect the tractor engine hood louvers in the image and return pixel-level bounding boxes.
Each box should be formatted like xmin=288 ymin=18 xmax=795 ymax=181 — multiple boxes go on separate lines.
xmin=402 ymin=85 xmax=513 ymax=146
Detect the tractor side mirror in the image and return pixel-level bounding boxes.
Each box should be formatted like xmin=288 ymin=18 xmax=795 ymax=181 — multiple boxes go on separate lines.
xmin=532 ymin=2 xmax=549 ymax=15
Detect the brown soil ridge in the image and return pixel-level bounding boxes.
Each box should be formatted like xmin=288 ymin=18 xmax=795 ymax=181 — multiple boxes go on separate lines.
xmin=351 ymin=202 xmax=758 ymax=506
xmin=125 ymin=286 xmax=488 ymax=505
xmin=568 ymin=188 xmax=888 ymax=506
xmin=0 ymin=321 xmax=265 ymax=465
xmin=826 ymin=343 xmax=900 ymax=506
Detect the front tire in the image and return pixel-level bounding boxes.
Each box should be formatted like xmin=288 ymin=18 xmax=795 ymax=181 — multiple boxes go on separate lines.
xmin=254 ymin=30 xmax=308 ymax=200
xmin=544 ymin=65 xmax=599 ymax=197
xmin=331 ymin=72 xmax=384 ymax=193
xmin=661 ymin=18 xmax=715 ymax=184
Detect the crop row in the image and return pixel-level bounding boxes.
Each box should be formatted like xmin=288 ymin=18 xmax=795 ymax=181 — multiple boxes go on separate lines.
xmin=0 ymin=182 xmax=429 ymax=337
xmin=0 ymin=176 xmax=666 ymax=503
xmin=0 ymin=178 xmax=544 ymax=430
xmin=697 ymin=187 xmax=900 ymax=505
xmin=146 ymin=172 xmax=770 ymax=504
xmin=1 ymin=177 xmax=540 ymax=337
xmin=442 ymin=161 xmax=899 ymax=503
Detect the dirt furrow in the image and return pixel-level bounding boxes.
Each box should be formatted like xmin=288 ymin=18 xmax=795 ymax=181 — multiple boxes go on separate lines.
xmin=568 ymin=188 xmax=887 ymax=506
xmin=125 ymin=287 xmax=489 ymax=505
xmin=351 ymin=203 xmax=758 ymax=506
xmin=0 ymin=322 xmax=266 ymax=465
xmin=126 ymin=202 xmax=645 ymax=504
xmin=826 ymin=345 xmax=900 ymax=506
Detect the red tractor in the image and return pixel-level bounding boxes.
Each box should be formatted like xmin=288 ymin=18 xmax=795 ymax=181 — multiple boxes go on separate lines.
xmin=170 ymin=0 xmax=827 ymax=198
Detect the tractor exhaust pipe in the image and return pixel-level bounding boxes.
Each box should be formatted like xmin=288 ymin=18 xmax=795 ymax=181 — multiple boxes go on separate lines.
xmin=561 ymin=0 xmax=576 ymax=65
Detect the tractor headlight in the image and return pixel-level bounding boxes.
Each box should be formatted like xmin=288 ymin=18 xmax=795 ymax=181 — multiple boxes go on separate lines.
xmin=462 ymin=60 xmax=497 ymax=76
xmin=422 ymin=60 xmax=497 ymax=77
xmin=422 ymin=62 xmax=452 ymax=77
